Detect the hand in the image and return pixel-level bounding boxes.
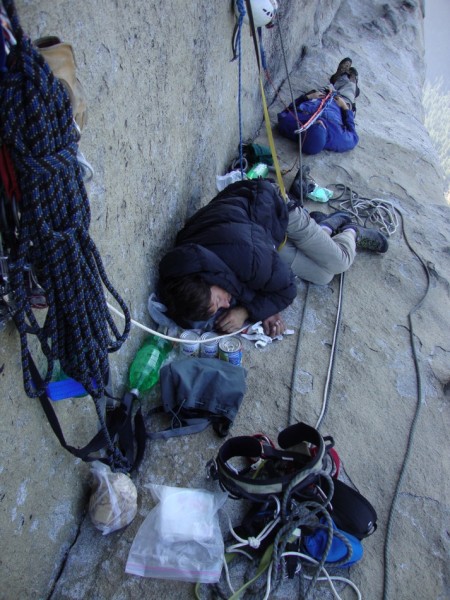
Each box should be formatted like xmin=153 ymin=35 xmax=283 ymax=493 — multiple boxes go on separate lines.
xmin=334 ymin=95 xmax=349 ymax=110
xmin=307 ymin=90 xmax=325 ymax=100
xmin=262 ymin=314 xmax=286 ymax=338
xmin=215 ymin=306 xmax=249 ymax=334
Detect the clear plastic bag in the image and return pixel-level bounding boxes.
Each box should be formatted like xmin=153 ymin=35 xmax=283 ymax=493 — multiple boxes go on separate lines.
xmin=125 ymin=484 xmax=228 ymax=583
xmin=216 ymin=170 xmax=245 ymax=191
xmin=88 ymin=461 xmax=138 ymax=535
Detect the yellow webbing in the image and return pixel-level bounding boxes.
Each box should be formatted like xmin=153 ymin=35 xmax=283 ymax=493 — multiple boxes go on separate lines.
xmin=259 ymin=73 xmax=287 ymax=200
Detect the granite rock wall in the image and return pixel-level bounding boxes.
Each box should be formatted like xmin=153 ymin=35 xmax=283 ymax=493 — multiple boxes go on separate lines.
xmin=1 ymin=1 xmax=448 ymax=599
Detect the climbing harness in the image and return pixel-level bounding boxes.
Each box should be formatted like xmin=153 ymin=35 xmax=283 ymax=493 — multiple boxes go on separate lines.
xmin=293 ymin=90 xmax=336 ymax=133
xmin=208 ymin=422 xmax=331 ymax=502
xmin=0 ymin=0 xmax=132 ymax=471
xmin=203 ymin=423 xmax=371 ymax=599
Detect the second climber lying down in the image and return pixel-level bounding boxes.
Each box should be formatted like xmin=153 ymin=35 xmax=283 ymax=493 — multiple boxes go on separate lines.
xmin=277 ymin=57 xmax=360 ymax=155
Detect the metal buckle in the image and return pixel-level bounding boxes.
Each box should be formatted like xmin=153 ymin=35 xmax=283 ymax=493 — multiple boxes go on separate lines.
xmin=205 ymin=458 xmax=218 ymax=480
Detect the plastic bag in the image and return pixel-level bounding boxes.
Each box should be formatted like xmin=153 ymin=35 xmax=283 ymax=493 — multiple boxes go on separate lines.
xmin=307 ymin=184 xmax=333 ymax=203
xmin=125 ymin=484 xmax=228 ymax=583
xmin=88 ymin=461 xmax=138 ymax=535
xmin=216 ymin=170 xmax=245 ymax=191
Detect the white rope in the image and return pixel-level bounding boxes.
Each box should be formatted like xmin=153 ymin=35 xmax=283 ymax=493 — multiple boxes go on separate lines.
xmin=282 ymin=552 xmax=362 ymax=600
xmin=222 ymin=556 xmax=236 ymax=595
xmin=107 ymin=302 xmax=248 ymax=344
xmin=262 ymin=559 xmax=274 ymax=600
xmin=315 ymin=272 xmax=344 ymax=430
xmin=224 ymin=505 xmax=281 ymax=554
xmin=221 ymin=499 xmax=281 ymax=596
xmin=333 ymin=195 xmax=399 ymax=237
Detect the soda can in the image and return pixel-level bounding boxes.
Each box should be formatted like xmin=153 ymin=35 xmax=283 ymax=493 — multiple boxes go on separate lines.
xmin=219 ymin=336 xmax=243 ymax=366
xmin=200 ymin=332 xmax=219 ymax=359
xmin=180 ymin=330 xmax=200 ymax=357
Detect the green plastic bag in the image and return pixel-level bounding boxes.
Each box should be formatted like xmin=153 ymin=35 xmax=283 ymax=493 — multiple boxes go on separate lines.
xmin=307 ymin=184 xmax=333 ymax=203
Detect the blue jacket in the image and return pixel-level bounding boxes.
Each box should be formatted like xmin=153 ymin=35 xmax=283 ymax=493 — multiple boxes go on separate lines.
xmin=277 ymin=96 xmax=359 ymax=153
xmin=159 ymin=180 xmax=297 ymax=321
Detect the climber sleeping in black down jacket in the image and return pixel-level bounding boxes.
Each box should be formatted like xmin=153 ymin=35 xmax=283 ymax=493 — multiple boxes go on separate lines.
xmin=158 ymin=178 xmax=388 ymax=337
xmin=158 ymin=179 xmax=297 ymax=338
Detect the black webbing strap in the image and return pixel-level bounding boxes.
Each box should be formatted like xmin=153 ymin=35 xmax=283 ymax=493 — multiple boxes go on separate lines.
xmin=106 ymin=391 xmax=146 ymax=471
xmin=29 ymin=354 xmax=111 ymax=462
xmin=146 ymin=405 xmax=212 ymax=440
xmin=29 ymin=357 xmax=145 ymax=471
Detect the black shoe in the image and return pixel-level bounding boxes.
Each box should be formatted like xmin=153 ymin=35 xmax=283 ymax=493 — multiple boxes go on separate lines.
xmin=309 ymin=211 xmax=327 ymax=223
xmin=313 ymin=211 xmax=353 ymax=233
xmin=289 ymin=165 xmax=314 ymax=205
xmin=341 ymin=224 xmax=389 ymax=253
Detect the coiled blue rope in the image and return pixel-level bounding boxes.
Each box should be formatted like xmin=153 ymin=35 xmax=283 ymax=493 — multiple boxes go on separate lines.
xmin=0 ymin=0 xmax=131 ymax=469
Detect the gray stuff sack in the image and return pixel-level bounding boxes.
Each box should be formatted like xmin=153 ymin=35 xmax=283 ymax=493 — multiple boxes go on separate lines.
xmin=147 ymin=358 xmax=247 ymax=440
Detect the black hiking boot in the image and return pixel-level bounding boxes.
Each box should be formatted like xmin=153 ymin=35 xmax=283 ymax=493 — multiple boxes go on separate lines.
xmin=289 ymin=165 xmax=315 ymax=206
xmin=312 ymin=211 xmax=353 ymax=233
xmin=341 ymin=223 xmax=389 ymax=253
xmin=308 ymin=210 xmax=327 ymax=223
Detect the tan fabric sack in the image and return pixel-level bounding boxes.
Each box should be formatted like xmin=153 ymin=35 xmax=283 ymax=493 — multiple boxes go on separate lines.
xmin=34 ymin=35 xmax=87 ymax=132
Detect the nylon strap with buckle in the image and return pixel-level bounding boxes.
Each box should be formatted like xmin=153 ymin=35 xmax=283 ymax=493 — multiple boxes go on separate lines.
xmin=211 ymin=422 xmax=332 ymax=500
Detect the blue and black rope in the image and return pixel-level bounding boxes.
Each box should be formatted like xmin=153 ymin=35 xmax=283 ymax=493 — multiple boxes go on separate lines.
xmin=0 ymin=0 xmax=131 ymax=469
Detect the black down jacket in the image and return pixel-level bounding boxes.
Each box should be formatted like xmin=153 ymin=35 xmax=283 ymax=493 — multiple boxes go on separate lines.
xmin=159 ymin=179 xmax=297 ymax=321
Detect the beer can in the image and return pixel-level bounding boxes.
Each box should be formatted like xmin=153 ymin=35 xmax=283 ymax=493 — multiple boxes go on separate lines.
xmin=200 ymin=332 xmax=219 ymax=359
xmin=180 ymin=330 xmax=200 ymax=357
xmin=219 ymin=336 xmax=243 ymax=366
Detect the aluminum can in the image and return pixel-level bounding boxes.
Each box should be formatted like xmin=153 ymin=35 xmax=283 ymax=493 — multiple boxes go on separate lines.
xmin=200 ymin=332 xmax=219 ymax=359
xmin=180 ymin=330 xmax=200 ymax=357
xmin=219 ymin=336 xmax=243 ymax=366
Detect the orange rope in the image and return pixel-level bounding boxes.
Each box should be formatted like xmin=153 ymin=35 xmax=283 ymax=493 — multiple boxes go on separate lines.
xmin=264 ymin=68 xmax=335 ymax=132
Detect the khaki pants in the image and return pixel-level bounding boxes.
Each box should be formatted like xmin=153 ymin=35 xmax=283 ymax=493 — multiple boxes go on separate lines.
xmin=333 ymin=74 xmax=357 ymax=107
xmin=279 ymin=208 xmax=356 ymax=285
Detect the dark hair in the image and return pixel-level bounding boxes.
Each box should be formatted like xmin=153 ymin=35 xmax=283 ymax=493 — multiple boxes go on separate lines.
xmin=159 ymin=275 xmax=212 ymax=323
xmin=349 ymin=67 xmax=358 ymax=78
xmin=339 ymin=57 xmax=352 ymax=67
